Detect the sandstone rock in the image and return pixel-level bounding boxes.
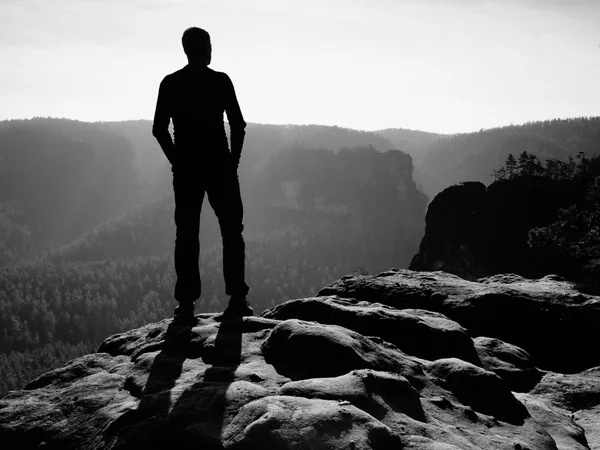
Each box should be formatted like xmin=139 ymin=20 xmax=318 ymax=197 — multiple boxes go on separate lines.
xmin=409 ymin=176 xmax=586 ymax=281
xmin=425 ymin=358 xmax=529 ymax=425
xmin=0 ymin=354 xmax=136 ymax=450
xmin=260 ymin=318 xmax=424 ymax=383
xmin=263 ymin=296 xmax=479 ymax=364
xmin=278 ymin=369 xmax=426 ymax=422
xmin=473 ymin=337 xmax=542 ymax=392
xmin=529 ymin=367 xmax=600 ymax=450
xmin=223 ymin=395 xmax=402 ymax=450
xmin=409 ymin=181 xmax=487 ymax=280
xmin=1 ymin=270 xmax=599 ymax=449
xmin=530 ymin=367 xmax=600 ymax=412
xmin=573 ymin=406 xmax=600 ymax=450
xmin=514 ymin=394 xmax=590 ymax=450
xmin=319 ymin=269 xmax=600 ymax=373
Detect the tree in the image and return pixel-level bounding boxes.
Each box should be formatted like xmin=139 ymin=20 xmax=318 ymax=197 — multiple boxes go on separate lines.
xmin=492 ymin=167 xmax=507 ymax=181
xmin=516 ymin=151 xmax=543 ymax=176
xmin=505 ymin=154 xmax=517 ymax=178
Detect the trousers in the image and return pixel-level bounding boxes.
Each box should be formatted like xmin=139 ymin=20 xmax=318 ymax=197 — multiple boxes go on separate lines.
xmin=172 ymin=157 xmax=249 ymax=302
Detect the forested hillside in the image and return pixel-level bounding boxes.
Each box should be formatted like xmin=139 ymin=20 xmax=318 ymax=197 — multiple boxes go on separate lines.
xmin=0 ymin=119 xmax=142 ymax=262
xmin=47 ymin=144 xmax=427 ymax=259
xmin=2 ymin=117 xmax=598 ymax=261
xmin=416 ymin=117 xmax=600 ymax=197
xmin=0 ymin=118 xmax=403 ymax=264
xmin=375 ymin=127 xmax=441 ymax=164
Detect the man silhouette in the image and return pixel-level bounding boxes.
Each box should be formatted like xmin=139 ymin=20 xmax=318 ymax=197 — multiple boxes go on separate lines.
xmin=152 ymin=27 xmax=252 ymax=321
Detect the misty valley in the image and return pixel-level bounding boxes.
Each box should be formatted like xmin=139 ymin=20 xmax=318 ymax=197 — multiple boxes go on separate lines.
xmin=0 ymin=116 xmax=599 ymax=395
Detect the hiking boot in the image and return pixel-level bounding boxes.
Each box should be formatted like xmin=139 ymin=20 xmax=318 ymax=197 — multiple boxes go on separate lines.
xmin=174 ymin=302 xmax=196 ymax=323
xmin=222 ymin=295 xmax=254 ymax=319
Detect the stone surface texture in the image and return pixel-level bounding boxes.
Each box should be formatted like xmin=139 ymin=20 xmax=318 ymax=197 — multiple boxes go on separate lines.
xmin=1 ymin=270 xmax=599 ymax=449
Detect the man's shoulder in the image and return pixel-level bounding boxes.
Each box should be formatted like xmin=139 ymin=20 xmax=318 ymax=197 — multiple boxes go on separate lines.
xmin=163 ymin=67 xmax=230 ymax=80
xmin=195 ymin=66 xmax=231 ymax=80
xmin=207 ymin=68 xmax=232 ymax=84
xmin=208 ymin=68 xmax=228 ymax=76
xmin=159 ymin=67 xmax=233 ymax=91
xmin=161 ymin=67 xmax=187 ymax=83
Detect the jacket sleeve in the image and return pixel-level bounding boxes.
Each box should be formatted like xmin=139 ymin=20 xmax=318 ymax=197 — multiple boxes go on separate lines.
xmin=152 ymin=77 xmax=175 ymax=165
xmin=223 ymin=74 xmax=246 ymax=164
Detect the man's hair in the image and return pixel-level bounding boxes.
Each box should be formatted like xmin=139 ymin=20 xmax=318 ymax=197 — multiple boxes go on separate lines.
xmin=182 ymin=27 xmax=211 ymax=57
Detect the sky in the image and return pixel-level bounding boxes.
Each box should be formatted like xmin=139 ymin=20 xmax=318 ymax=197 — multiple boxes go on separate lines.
xmin=0 ymin=0 xmax=598 ymax=134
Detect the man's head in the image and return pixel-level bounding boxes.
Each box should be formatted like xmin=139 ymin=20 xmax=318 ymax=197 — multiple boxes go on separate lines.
xmin=182 ymin=27 xmax=211 ymax=65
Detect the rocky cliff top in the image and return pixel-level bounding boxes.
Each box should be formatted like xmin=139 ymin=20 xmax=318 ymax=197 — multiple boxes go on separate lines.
xmin=409 ymin=176 xmax=590 ymax=281
xmin=1 ymin=270 xmax=599 ymax=449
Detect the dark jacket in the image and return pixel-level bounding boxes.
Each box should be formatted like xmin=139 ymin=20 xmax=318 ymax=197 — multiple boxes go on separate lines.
xmin=152 ymin=65 xmax=246 ymax=167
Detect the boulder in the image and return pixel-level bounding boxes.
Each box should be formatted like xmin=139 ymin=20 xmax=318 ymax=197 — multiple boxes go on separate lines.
xmin=319 ymin=269 xmax=600 ymax=373
xmin=260 ymin=318 xmax=424 ymax=383
xmin=409 ymin=176 xmax=586 ymax=280
xmin=530 ymin=366 xmax=600 ymax=412
xmin=262 ymin=296 xmax=479 ymax=364
xmin=525 ymin=366 xmax=600 ymax=449
xmin=425 ymin=358 xmax=529 ymax=425
xmin=473 ymin=337 xmax=542 ymax=392
xmin=409 ymin=181 xmax=487 ymax=280
xmin=278 ymin=369 xmax=426 ymax=422
xmin=223 ymin=395 xmax=402 ymax=450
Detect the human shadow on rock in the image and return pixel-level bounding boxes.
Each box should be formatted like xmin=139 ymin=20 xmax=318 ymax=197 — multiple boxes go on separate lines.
xmin=105 ymin=317 xmax=243 ymax=450
xmin=104 ymin=319 xmax=196 ymax=448
xmin=168 ymin=316 xmax=243 ymax=450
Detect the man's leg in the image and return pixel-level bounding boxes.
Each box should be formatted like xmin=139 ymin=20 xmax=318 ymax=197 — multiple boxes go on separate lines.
xmin=173 ymin=171 xmax=204 ymax=304
xmin=206 ymin=161 xmax=250 ymax=300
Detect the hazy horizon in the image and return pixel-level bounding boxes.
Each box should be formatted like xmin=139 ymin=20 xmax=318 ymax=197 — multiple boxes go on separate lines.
xmin=4 ymin=115 xmax=600 ymax=137
xmin=1 ymin=0 xmax=599 ymax=134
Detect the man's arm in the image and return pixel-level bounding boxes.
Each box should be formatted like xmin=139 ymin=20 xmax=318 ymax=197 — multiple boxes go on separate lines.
xmin=152 ymin=78 xmax=175 ymax=165
xmin=224 ymin=74 xmax=246 ymax=167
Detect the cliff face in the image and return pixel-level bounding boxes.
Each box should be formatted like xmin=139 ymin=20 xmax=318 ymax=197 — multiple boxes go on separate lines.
xmin=410 ymin=176 xmax=586 ymax=280
xmin=258 ymin=147 xmax=429 ymax=271
xmin=2 ymin=270 xmax=599 ymax=449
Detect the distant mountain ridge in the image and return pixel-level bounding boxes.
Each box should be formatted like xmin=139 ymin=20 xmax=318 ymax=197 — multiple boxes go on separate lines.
xmin=50 ymin=145 xmax=427 ymax=273
xmin=94 ymin=117 xmax=600 ymax=200
xmin=374 ymin=127 xmax=442 ymax=160
xmin=415 ymin=117 xmax=600 ymax=197
xmin=1 ymin=116 xmax=597 ymax=260
xmin=0 ymin=118 xmax=407 ymax=261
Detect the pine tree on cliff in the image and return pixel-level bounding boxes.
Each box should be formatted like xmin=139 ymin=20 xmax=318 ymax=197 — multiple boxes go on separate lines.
xmin=575 ymin=151 xmax=592 ymax=180
xmin=517 ymin=151 xmax=543 ymax=176
xmin=505 ymin=154 xmax=517 ymax=178
xmin=568 ymin=155 xmax=577 ymax=178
